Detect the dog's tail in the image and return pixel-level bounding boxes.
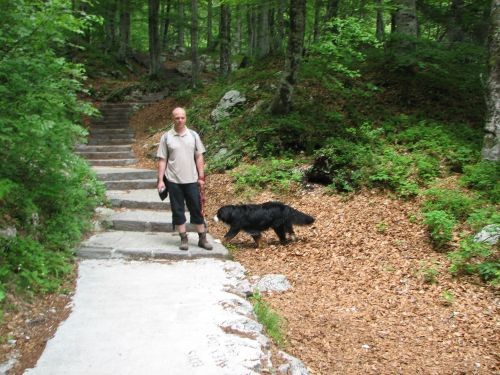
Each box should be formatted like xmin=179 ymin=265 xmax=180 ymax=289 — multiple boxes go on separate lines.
xmin=290 ymin=209 xmax=315 ymax=226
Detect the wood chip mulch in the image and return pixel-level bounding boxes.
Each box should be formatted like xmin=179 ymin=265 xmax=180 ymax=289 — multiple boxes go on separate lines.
xmin=204 ymin=174 xmax=499 ymax=375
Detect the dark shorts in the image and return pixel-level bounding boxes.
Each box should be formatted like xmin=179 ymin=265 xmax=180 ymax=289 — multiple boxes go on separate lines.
xmin=168 ymin=182 xmax=204 ymax=226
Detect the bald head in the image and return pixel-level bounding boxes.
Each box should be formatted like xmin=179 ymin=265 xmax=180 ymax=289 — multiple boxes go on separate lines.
xmin=172 ymin=107 xmax=187 ymax=132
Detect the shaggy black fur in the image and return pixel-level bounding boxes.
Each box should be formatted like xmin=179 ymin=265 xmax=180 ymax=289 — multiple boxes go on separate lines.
xmin=214 ymin=201 xmax=315 ymax=247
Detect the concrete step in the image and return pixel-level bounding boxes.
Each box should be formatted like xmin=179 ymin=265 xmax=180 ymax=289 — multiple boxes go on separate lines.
xmin=77 ymin=151 xmax=136 ymax=160
xmin=77 ymin=231 xmax=226 ymax=259
xmin=87 ymin=159 xmax=137 ymax=166
xmin=106 ymin=189 xmax=171 ymax=210
xmin=88 ymin=139 xmax=135 ymax=145
xmin=93 ymin=167 xmax=156 ymax=181
xmin=75 ymin=145 xmax=132 ymax=152
xmin=106 ymin=209 xmax=196 ymax=232
xmin=88 ymin=134 xmax=134 ymax=141
xmin=104 ymin=179 xmax=156 ymax=190
xmin=90 ymin=121 xmax=130 ymax=128
xmin=90 ymin=128 xmax=135 ymax=135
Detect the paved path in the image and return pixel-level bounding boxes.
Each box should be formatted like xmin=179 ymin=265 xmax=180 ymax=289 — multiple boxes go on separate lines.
xmin=23 ymin=102 xmax=282 ymax=375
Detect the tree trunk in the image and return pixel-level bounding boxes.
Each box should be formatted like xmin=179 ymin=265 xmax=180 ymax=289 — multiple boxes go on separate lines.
xmin=177 ymin=0 xmax=185 ymax=48
xmin=275 ymin=0 xmax=286 ymax=51
xmin=269 ymin=0 xmax=306 ymax=115
xmin=104 ymin=0 xmax=117 ymax=52
xmin=207 ymin=0 xmax=213 ymax=49
xmin=257 ymin=2 xmax=270 ymax=58
xmin=191 ymin=0 xmax=199 ymax=88
xmin=235 ymin=4 xmax=242 ymax=54
xmin=325 ymin=0 xmax=340 ymax=21
xmin=482 ymin=0 xmax=499 ymax=161
xmin=161 ymin=0 xmax=172 ymax=50
xmin=447 ymin=0 xmax=465 ymax=43
xmin=376 ymin=0 xmax=385 ymax=41
xmin=247 ymin=5 xmax=256 ymax=58
xmin=118 ymin=0 xmax=131 ymax=61
xmin=220 ymin=4 xmax=231 ymax=77
xmin=149 ymin=0 xmax=161 ymax=77
xmin=313 ymin=0 xmax=321 ymax=43
xmin=392 ymin=0 xmax=418 ymax=51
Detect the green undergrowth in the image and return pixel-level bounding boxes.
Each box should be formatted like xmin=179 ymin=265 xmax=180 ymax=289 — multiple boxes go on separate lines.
xmin=250 ymin=291 xmax=285 ymax=348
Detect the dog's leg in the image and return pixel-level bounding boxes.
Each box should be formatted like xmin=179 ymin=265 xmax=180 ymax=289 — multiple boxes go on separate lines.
xmin=251 ymin=233 xmax=262 ymax=248
xmin=223 ymin=227 xmax=240 ymax=242
xmin=273 ymin=226 xmax=288 ymax=245
xmin=284 ymin=223 xmax=297 ymax=241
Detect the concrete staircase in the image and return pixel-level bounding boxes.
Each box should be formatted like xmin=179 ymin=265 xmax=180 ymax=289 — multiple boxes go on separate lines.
xmin=76 ymin=102 xmax=227 ymax=259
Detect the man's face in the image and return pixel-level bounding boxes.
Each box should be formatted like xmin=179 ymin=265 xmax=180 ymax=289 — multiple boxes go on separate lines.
xmin=172 ymin=109 xmax=186 ymax=128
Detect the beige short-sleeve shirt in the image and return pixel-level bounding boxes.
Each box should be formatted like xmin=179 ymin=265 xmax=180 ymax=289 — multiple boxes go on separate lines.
xmin=156 ymin=128 xmax=206 ymax=184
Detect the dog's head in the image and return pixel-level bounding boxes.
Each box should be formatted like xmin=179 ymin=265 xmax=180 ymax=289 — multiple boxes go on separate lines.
xmin=214 ymin=205 xmax=234 ymax=224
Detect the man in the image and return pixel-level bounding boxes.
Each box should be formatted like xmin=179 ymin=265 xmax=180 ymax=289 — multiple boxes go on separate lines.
xmin=157 ymin=107 xmax=213 ymax=251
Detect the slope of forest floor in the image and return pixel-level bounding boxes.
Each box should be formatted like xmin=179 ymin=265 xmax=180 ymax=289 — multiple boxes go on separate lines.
xmin=130 ymin=102 xmax=498 ymax=374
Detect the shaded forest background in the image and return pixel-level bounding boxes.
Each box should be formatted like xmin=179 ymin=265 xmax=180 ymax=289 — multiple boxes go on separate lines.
xmin=0 ymin=0 xmax=498 ymax=345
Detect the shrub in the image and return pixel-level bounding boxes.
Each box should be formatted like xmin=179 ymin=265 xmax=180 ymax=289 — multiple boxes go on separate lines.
xmin=422 ymin=188 xmax=479 ymax=220
xmin=423 ymin=210 xmax=456 ymax=248
xmin=466 ymin=208 xmax=500 ymax=231
xmin=461 ymin=161 xmax=500 ymax=202
xmin=369 ymin=147 xmax=419 ymax=197
xmin=448 ymin=238 xmax=498 ymax=284
xmin=230 ymin=159 xmax=302 ymax=193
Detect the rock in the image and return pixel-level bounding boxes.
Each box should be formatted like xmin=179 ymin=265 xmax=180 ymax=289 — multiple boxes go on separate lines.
xmin=176 ymin=60 xmax=205 ymax=77
xmin=473 ymin=224 xmax=500 ymax=245
xmin=0 ymin=226 xmax=17 ymax=238
xmin=93 ymin=207 xmax=116 ymax=232
xmin=220 ymin=317 xmax=263 ymax=339
xmin=253 ymin=274 xmax=291 ymax=293
xmin=210 ymin=90 xmax=246 ymax=122
xmin=277 ymin=351 xmax=309 ymax=375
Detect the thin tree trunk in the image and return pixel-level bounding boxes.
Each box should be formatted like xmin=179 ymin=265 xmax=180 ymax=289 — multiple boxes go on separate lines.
xmin=325 ymin=0 xmax=340 ymax=21
xmin=257 ymin=2 xmax=270 ymax=58
xmin=482 ymin=0 xmax=499 ymax=161
xmin=276 ymin=0 xmax=286 ymax=52
xmin=161 ymin=0 xmax=172 ymax=50
xmin=247 ymin=5 xmax=256 ymax=57
xmin=313 ymin=0 xmax=321 ymax=43
xmin=447 ymin=0 xmax=465 ymax=43
xmin=220 ymin=4 xmax=231 ymax=76
xmin=207 ymin=0 xmax=213 ymax=49
xmin=118 ymin=0 xmax=131 ymax=61
xmin=104 ymin=0 xmax=117 ymax=52
xmin=149 ymin=0 xmax=161 ymax=77
xmin=392 ymin=0 xmax=418 ymax=51
xmin=376 ymin=0 xmax=385 ymax=41
xmin=177 ymin=0 xmax=185 ymax=48
xmin=269 ymin=0 xmax=306 ymax=115
xmin=191 ymin=0 xmax=199 ymax=88
xmin=235 ymin=4 xmax=242 ymax=54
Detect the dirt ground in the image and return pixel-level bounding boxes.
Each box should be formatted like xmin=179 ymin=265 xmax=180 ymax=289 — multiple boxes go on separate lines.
xmin=1 ymin=97 xmax=498 ymax=374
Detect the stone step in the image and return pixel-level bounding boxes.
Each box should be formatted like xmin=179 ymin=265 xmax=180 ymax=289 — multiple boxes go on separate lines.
xmin=106 ymin=209 xmax=197 ymax=232
xmin=87 ymin=159 xmax=137 ymax=166
xmin=88 ymin=134 xmax=134 ymax=141
xmin=88 ymin=139 xmax=135 ymax=145
xmin=90 ymin=121 xmax=130 ymax=127
xmin=75 ymin=145 xmax=132 ymax=152
xmin=93 ymin=167 xmax=157 ymax=181
xmin=90 ymin=128 xmax=135 ymax=135
xmin=106 ymin=189 xmax=171 ymax=210
xmin=77 ymin=151 xmax=136 ymax=160
xmin=77 ymin=231 xmax=226 ymax=259
xmin=104 ymin=179 xmax=156 ymax=190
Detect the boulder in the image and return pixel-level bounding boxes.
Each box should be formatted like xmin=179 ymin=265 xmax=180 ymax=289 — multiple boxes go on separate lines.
xmin=211 ymin=90 xmax=246 ymax=122
xmin=253 ymin=274 xmax=291 ymax=293
xmin=176 ymin=60 xmax=206 ymax=77
xmin=474 ymin=224 xmax=500 ymax=245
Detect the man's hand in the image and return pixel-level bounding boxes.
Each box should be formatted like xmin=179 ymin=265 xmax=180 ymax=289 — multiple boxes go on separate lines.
xmin=197 ymin=179 xmax=205 ymax=187
xmin=158 ymin=181 xmax=166 ymax=192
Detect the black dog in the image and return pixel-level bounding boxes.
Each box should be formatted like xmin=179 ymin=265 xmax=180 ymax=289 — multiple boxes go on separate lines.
xmin=214 ymin=201 xmax=315 ymax=247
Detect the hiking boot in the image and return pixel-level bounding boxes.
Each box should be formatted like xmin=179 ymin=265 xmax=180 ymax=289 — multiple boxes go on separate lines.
xmin=198 ymin=232 xmax=213 ymax=250
xmin=179 ymin=232 xmax=188 ymax=251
